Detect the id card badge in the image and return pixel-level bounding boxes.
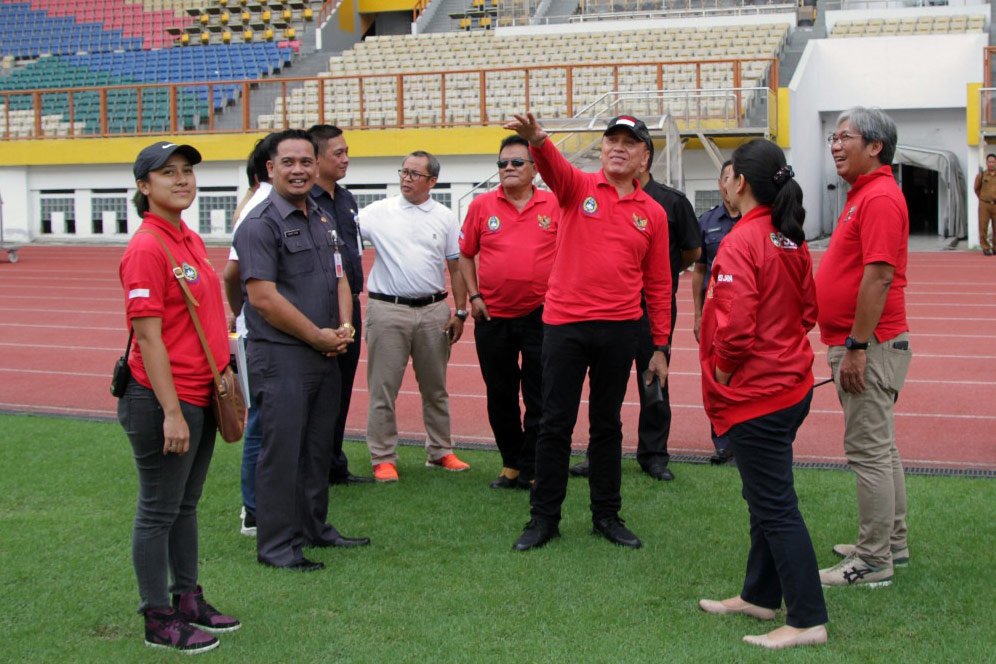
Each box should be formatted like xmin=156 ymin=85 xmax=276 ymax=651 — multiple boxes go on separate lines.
xmin=333 ymin=249 xmax=344 ymax=278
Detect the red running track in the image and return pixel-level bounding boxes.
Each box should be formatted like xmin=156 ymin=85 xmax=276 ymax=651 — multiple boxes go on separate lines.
xmin=0 ymin=245 xmax=993 ymax=471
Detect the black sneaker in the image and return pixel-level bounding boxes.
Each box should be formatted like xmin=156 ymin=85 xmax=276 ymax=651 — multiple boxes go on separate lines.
xmin=173 ymin=585 xmax=241 ymax=634
xmin=143 ymin=607 xmax=219 ymax=654
xmin=512 ymin=519 xmax=560 ymax=551
xmin=568 ymin=460 xmax=590 ymax=477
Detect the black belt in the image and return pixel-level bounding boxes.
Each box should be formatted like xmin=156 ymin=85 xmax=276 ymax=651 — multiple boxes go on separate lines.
xmin=368 ymin=291 xmax=447 ymax=307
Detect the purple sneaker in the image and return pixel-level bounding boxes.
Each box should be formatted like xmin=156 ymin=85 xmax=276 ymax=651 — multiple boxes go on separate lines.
xmin=173 ymin=586 xmax=241 ymax=633
xmin=144 ymin=607 xmax=219 ymax=654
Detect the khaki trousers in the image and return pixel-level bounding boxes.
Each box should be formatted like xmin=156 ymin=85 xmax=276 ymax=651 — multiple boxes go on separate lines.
xmin=364 ymin=298 xmax=454 ymax=465
xmin=827 ymin=332 xmax=912 ymax=568
xmin=978 ymin=201 xmax=996 ymax=251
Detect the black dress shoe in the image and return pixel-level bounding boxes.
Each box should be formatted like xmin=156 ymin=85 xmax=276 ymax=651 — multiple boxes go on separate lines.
xmin=312 ymin=534 xmax=371 ymax=548
xmin=592 ymin=516 xmax=642 ymax=549
xmin=489 ymin=474 xmax=529 ymax=490
xmin=330 ymin=473 xmax=375 ymax=485
xmin=642 ymin=463 xmax=674 ymax=481
xmin=512 ymin=519 xmax=560 ymax=551
xmin=568 ymin=460 xmax=590 ymax=477
xmin=258 ymin=557 xmax=325 ymax=572
xmin=709 ymin=449 xmax=735 ymax=466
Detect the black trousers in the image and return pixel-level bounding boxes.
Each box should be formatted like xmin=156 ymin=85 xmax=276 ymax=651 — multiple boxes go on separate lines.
xmin=634 ymin=293 xmax=677 ymax=467
xmin=728 ymin=389 xmax=828 ymax=628
xmin=329 ymin=297 xmax=361 ymax=482
xmin=250 ymin=341 xmax=342 ymax=567
xmin=531 ymin=320 xmax=639 ymax=524
xmin=473 ymin=307 xmax=543 ymax=479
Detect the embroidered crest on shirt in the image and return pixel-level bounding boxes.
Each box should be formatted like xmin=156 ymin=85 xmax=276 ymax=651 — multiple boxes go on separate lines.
xmin=487 ymin=215 xmax=501 ymax=232
xmin=842 ymin=206 xmax=857 ymax=224
xmin=769 ymin=232 xmax=799 ymax=250
xmin=633 ymin=214 xmax=648 ymax=231
xmin=181 ymin=262 xmax=200 ymax=284
xmin=582 ymin=197 xmax=598 ymax=215
xmin=537 ymin=215 xmax=551 ymax=230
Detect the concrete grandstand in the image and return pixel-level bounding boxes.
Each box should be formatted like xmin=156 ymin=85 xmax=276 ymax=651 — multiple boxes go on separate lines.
xmin=0 ymin=0 xmax=992 ymax=250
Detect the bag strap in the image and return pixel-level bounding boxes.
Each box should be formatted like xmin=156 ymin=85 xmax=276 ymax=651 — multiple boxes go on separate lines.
xmin=137 ymin=229 xmax=224 ymax=389
xmin=122 ymin=327 xmax=134 ymax=359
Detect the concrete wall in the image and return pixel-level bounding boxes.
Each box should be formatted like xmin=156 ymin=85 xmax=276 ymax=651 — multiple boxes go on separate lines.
xmin=787 ymin=32 xmax=987 ymax=242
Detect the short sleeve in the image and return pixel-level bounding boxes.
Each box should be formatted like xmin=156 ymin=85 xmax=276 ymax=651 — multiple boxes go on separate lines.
xmin=859 ymin=196 xmax=906 ymax=266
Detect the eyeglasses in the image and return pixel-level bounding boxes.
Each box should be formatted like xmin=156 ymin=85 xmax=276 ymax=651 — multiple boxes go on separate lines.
xmin=827 ymin=132 xmax=863 ymax=146
xmin=398 ymin=169 xmax=431 ymax=181
xmin=497 ymin=158 xmax=533 ymax=169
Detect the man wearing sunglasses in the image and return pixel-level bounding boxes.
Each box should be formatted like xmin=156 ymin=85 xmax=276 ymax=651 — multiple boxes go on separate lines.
xmin=459 ymin=135 xmax=560 ymax=491
xmin=504 ymin=112 xmax=671 ymax=552
xmin=358 ymin=150 xmax=471 ymax=483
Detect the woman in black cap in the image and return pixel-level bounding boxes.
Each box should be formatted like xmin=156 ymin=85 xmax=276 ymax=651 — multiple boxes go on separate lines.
xmin=117 ymin=142 xmax=239 ymax=654
xmin=696 ymin=139 xmax=827 ymax=650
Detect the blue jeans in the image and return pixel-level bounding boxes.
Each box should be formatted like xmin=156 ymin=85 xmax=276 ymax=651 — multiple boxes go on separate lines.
xmin=117 ymin=381 xmax=216 ymax=612
xmin=240 ymin=406 xmax=261 ymax=514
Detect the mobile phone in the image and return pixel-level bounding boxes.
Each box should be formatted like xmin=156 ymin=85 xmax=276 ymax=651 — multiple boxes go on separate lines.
xmin=642 ymin=371 xmax=663 ymax=405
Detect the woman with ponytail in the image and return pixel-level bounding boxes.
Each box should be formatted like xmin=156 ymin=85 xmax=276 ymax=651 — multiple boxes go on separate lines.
xmin=696 ymin=139 xmax=828 ymax=650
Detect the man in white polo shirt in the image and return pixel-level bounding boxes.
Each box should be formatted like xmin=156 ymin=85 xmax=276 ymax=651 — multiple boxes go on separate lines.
xmin=358 ymin=150 xmax=471 ymax=482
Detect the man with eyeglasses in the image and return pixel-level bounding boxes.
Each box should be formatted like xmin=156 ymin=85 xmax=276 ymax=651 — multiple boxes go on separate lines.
xmin=569 ymin=139 xmax=701 ymax=482
xmin=459 ymin=135 xmax=560 ymax=491
xmin=504 ymin=112 xmax=671 ymax=552
xmin=815 ymin=107 xmax=912 ymax=589
xmin=307 ymin=124 xmax=374 ymax=488
xmin=358 ymin=150 xmax=471 ymax=483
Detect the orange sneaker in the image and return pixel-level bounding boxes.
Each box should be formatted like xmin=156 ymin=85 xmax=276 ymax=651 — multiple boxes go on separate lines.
xmin=425 ymin=453 xmax=470 ymax=472
xmin=373 ymin=463 xmax=398 ymax=482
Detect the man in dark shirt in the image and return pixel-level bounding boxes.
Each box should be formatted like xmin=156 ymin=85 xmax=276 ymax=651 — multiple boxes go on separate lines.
xmin=234 ymin=129 xmax=368 ymax=572
xmin=570 ymin=146 xmax=701 ymax=481
xmin=308 ymin=124 xmax=372 ymax=486
xmin=692 ymin=160 xmax=740 ymax=463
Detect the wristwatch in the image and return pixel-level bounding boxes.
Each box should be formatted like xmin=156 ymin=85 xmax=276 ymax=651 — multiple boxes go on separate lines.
xmin=654 ymin=344 xmax=670 ymax=354
xmin=469 ymin=293 xmax=483 ymax=302
xmin=844 ymin=336 xmax=869 ymax=351
xmin=455 ymin=309 xmax=469 ymax=321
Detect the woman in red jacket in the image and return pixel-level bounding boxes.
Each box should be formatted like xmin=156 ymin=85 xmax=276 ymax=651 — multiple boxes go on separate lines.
xmin=696 ymin=139 xmax=828 ymax=650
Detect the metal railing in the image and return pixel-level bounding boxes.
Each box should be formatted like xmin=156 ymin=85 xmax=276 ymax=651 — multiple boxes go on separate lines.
xmin=0 ymin=58 xmax=777 ymax=140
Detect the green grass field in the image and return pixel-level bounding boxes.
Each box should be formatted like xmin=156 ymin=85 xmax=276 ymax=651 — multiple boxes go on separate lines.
xmin=1 ymin=413 xmax=993 ymax=663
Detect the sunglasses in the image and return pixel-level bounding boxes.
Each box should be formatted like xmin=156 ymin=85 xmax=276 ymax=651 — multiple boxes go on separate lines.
xmin=497 ymin=158 xmax=534 ymax=169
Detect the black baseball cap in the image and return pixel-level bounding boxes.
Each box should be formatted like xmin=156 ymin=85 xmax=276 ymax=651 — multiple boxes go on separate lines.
xmin=604 ymin=116 xmax=653 ymax=156
xmin=133 ymin=141 xmax=202 ymax=180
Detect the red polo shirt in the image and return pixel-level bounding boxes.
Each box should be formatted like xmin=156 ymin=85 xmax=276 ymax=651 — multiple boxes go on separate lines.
xmin=530 ymin=138 xmax=672 ymax=345
xmin=119 ymin=213 xmax=229 ymax=407
xmin=460 ymin=185 xmax=559 ymax=318
xmin=816 ymin=165 xmax=909 ymax=345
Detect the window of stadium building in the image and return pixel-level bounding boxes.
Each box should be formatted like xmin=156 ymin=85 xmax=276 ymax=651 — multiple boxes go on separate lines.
xmin=197 ymin=190 xmax=238 ymax=234
xmin=39 ymin=195 xmax=75 ymax=235
xmin=92 ymin=193 xmax=129 ymax=235
xmin=695 ymin=190 xmax=723 ymax=217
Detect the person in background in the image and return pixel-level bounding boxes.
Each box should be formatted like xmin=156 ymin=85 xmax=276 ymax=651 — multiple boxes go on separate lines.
xmin=119 ymin=141 xmax=240 ymax=654
xmin=973 ymin=153 xmax=996 ymax=256
xmin=459 ymin=135 xmax=559 ymax=490
xmin=697 ymin=138 xmax=827 ymax=651
xmin=308 ymin=124 xmax=373 ymax=486
xmin=693 ymin=160 xmax=741 ymax=464
xmin=224 ymin=133 xmax=277 ymax=538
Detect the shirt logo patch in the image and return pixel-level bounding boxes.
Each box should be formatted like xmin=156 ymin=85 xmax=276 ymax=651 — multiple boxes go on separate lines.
xmin=537 ymin=215 xmax=551 ymax=230
xmin=769 ymin=232 xmax=799 ymax=250
xmin=581 ymin=197 xmax=598 ymax=215
xmin=633 ymin=214 xmax=648 ymax=231
xmin=716 ymin=273 xmax=734 ymax=283
xmin=487 ymin=215 xmax=501 ymax=232
xmin=181 ymin=263 xmax=200 ymax=284
xmin=128 ymin=288 xmax=150 ymax=299
xmin=842 ymin=206 xmax=857 ymax=223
